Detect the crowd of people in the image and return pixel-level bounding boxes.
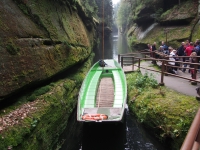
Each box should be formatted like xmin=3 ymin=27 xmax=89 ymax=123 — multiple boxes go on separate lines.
xmin=147 ymin=40 xmax=200 ymax=81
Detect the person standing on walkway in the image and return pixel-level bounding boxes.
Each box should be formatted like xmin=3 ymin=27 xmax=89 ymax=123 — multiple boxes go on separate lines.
xmin=177 ymin=42 xmax=186 ymax=70
xmin=147 ymin=43 xmax=152 ymax=57
xmin=183 ymin=42 xmax=194 ymax=72
xmin=151 ymin=42 xmax=157 ymax=64
xmin=189 ymin=52 xmax=197 ymax=81
xmin=194 ymin=40 xmax=200 ymax=72
xmin=159 ymin=46 xmax=164 ymax=52
xmin=185 ymin=40 xmax=190 ymax=48
xmin=161 ymin=41 xmax=169 ymax=55
xmin=168 ymin=47 xmax=178 ymax=74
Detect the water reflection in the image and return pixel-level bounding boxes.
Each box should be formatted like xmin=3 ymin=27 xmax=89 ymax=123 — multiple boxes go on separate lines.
xmin=94 ymin=33 xmax=131 ymax=63
xmin=125 ymin=109 xmax=165 ymax=150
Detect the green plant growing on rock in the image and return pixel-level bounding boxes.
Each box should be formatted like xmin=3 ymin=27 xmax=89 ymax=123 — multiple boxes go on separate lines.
xmin=79 ymin=0 xmax=98 ymax=18
xmin=126 ymin=72 xmax=200 ymax=150
xmin=6 ymin=40 xmax=20 ymax=55
xmin=27 ymin=86 xmax=51 ymax=102
xmin=155 ymin=8 xmax=163 ymax=22
xmin=27 ymin=94 xmax=36 ymax=102
xmin=34 ymin=86 xmax=51 ymax=96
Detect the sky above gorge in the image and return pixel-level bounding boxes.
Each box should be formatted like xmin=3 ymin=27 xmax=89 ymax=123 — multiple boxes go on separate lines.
xmin=112 ymin=0 xmax=120 ymax=4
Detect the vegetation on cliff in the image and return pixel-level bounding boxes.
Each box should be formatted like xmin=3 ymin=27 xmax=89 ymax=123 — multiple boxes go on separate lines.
xmin=115 ymin=0 xmax=199 ymax=50
xmin=0 ymin=54 xmax=94 ymax=150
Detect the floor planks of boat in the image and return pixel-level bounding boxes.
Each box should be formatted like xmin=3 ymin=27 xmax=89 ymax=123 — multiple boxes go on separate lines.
xmin=96 ymin=77 xmax=114 ymax=107
xmin=83 ymin=77 xmax=122 ymax=121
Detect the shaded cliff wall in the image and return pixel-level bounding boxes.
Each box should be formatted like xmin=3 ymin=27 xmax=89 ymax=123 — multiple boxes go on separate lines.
xmin=0 ymin=0 xmax=97 ymax=100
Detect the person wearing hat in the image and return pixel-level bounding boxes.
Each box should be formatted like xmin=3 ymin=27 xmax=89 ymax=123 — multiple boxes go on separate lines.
xmin=168 ymin=47 xmax=178 ymax=74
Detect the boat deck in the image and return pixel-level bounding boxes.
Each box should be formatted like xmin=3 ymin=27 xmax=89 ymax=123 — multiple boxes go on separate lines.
xmin=96 ymin=77 xmax=114 ymax=107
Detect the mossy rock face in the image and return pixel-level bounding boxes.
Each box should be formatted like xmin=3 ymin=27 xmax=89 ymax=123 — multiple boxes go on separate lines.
xmin=126 ymin=72 xmax=200 ymax=150
xmin=0 ymin=54 xmax=94 ymax=150
xmin=126 ymin=0 xmax=198 ymax=50
xmin=159 ymin=1 xmax=197 ymax=25
xmin=0 ymin=0 xmax=97 ymax=99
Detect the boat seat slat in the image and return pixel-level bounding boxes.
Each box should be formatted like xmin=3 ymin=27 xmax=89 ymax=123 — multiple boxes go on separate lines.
xmin=112 ymin=70 xmax=125 ymax=107
xmin=84 ymin=71 xmax=102 ymax=107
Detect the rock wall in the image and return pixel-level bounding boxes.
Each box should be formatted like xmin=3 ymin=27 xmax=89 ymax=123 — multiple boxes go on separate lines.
xmin=125 ymin=0 xmax=199 ymax=49
xmin=0 ymin=0 xmax=97 ymax=100
xmin=0 ymin=55 xmax=94 ymax=150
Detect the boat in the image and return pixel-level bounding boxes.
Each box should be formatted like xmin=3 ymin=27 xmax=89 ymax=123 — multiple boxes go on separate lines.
xmin=77 ymin=59 xmax=127 ymax=122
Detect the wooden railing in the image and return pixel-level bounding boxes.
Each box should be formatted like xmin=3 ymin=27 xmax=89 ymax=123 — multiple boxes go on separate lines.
xmin=118 ymin=51 xmax=200 ymax=85
xmin=180 ymin=108 xmax=200 ymax=150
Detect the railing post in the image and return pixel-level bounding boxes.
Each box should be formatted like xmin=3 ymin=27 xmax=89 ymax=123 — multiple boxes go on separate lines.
xmin=164 ymin=57 xmax=168 ymax=76
xmin=159 ymin=59 xmax=165 ymax=86
xmin=132 ymin=57 xmax=134 ymax=71
xmin=138 ymin=58 xmax=140 ymax=70
xmin=121 ymin=56 xmax=123 ymax=68
xmin=194 ymin=57 xmax=198 ymax=80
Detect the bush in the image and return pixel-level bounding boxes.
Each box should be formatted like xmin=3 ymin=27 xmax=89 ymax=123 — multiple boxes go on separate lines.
xmin=34 ymin=86 xmax=51 ymax=96
xmin=27 ymin=94 xmax=36 ymax=102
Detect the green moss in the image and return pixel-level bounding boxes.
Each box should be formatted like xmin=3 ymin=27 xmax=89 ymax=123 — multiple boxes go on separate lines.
xmin=0 ymin=53 xmax=94 ymax=150
xmin=139 ymin=25 xmax=191 ymax=48
xmin=27 ymin=94 xmax=36 ymax=102
xmin=6 ymin=40 xmax=20 ymax=55
xmin=160 ymin=1 xmax=196 ymax=21
xmin=126 ymin=72 xmax=200 ymax=150
xmin=35 ymin=86 xmax=51 ymax=96
xmin=17 ymin=3 xmax=29 ymax=16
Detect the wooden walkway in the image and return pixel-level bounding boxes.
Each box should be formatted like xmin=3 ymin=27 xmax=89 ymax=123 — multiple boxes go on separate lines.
xmin=96 ymin=77 xmax=114 ymax=107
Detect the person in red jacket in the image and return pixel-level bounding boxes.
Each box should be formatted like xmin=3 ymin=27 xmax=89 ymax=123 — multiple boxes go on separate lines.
xmin=183 ymin=42 xmax=194 ymax=72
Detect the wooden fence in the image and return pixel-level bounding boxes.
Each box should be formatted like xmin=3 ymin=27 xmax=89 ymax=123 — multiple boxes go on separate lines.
xmin=118 ymin=50 xmax=200 ymax=85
